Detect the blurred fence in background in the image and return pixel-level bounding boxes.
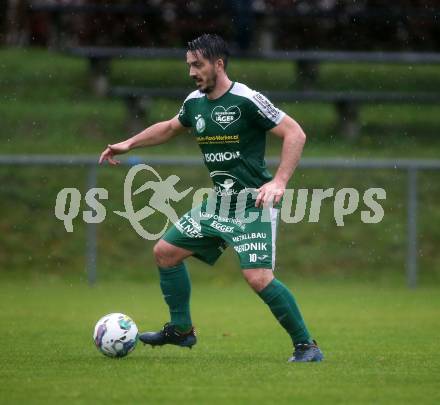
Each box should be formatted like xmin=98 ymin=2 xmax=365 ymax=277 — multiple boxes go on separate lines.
xmin=1 ymin=154 xmax=440 ymax=288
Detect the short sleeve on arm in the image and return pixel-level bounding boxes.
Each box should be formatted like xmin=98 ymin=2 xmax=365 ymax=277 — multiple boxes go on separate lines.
xmin=177 ymin=101 xmax=192 ymax=127
xmin=249 ymin=92 xmax=285 ymax=131
xmin=177 ymin=89 xmax=204 ymax=128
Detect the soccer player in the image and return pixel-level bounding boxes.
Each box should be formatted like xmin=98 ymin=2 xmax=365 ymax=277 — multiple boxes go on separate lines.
xmin=99 ymin=34 xmax=323 ymax=362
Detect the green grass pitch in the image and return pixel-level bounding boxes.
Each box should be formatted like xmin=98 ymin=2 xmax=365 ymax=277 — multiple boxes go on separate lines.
xmin=1 ymin=278 xmax=439 ymax=404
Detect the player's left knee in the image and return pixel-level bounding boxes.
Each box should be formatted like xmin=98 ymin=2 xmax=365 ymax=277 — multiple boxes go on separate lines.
xmin=242 ymin=268 xmax=274 ymax=292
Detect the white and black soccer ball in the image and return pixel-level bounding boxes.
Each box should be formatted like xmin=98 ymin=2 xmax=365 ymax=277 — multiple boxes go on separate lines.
xmin=93 ymin=313 xmax=138 ymax=358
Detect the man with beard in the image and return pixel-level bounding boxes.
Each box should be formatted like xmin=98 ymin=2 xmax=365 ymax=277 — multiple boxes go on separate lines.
xmin=99 ymin=34 xmax=323 ymax=362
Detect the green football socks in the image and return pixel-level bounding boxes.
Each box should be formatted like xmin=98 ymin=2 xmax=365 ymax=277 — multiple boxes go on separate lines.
xmin=158 ymin=263 xmax=192 ymax=333
xmin=258 ymin=278 xmax=312 ymax=345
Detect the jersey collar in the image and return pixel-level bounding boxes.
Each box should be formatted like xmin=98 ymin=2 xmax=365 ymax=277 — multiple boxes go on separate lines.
xmin=205 ymin=81 xmax=235 ymax=103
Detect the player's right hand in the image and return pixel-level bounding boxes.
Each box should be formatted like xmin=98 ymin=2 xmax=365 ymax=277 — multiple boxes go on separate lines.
xmin=99 ymin=142 xmax=130 ymax=165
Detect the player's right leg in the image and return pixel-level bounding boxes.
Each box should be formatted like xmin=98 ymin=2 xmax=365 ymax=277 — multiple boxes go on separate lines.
xmin=139 ymin=239 xmax=197 ymax=348
xmin=139 ymin=205 xmax=226 ymax=349
xmin=153 ymin=239 xmax=193 ymax=268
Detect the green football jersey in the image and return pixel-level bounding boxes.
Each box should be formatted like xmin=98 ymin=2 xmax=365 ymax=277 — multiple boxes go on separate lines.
xmin=178 ymin=82 xmax=285 ymax=200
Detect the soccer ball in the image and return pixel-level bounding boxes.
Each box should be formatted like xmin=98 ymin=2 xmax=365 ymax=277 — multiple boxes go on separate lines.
xmin=93 ymin=313 xmax=138 ymax=358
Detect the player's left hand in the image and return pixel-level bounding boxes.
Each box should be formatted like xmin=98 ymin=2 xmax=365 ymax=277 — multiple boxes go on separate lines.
xmin=255 ymin=179 xmax=286 ymax=208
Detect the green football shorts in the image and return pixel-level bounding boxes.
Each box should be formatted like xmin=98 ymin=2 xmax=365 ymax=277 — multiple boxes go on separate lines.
xmin=162 ymin=202 xmax=279 ymax=270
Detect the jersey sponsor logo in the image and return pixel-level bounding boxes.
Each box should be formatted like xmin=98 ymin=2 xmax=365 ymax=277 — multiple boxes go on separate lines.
xmin=175 ymin=214 xmax=203 ymax=238
xmin=195 ymin=114 xmax=205 ymax=133
xmin=234 ymin=242 xmax=267 ymax=253
xmin=211 ymin=105 xmax=241 ymax=129
xmin=232 ymin=232 xmax=267 ymax=242
xmin=253 ymin=93 xmax=281 ymax=122
xmin=218 ymin=179 xmax=235 ymax=191
xmin=210 ymin=220 xmax=234 ymax=233
xmin=204 ymin=151 xmax=240 ymax=163
xmin=210 ymin=171 xmax=241 ymax=196
xmin=200 ymin=212 xmax=245 ymax=228
xmin=197 ymin=134 xmax=240 ymax=145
